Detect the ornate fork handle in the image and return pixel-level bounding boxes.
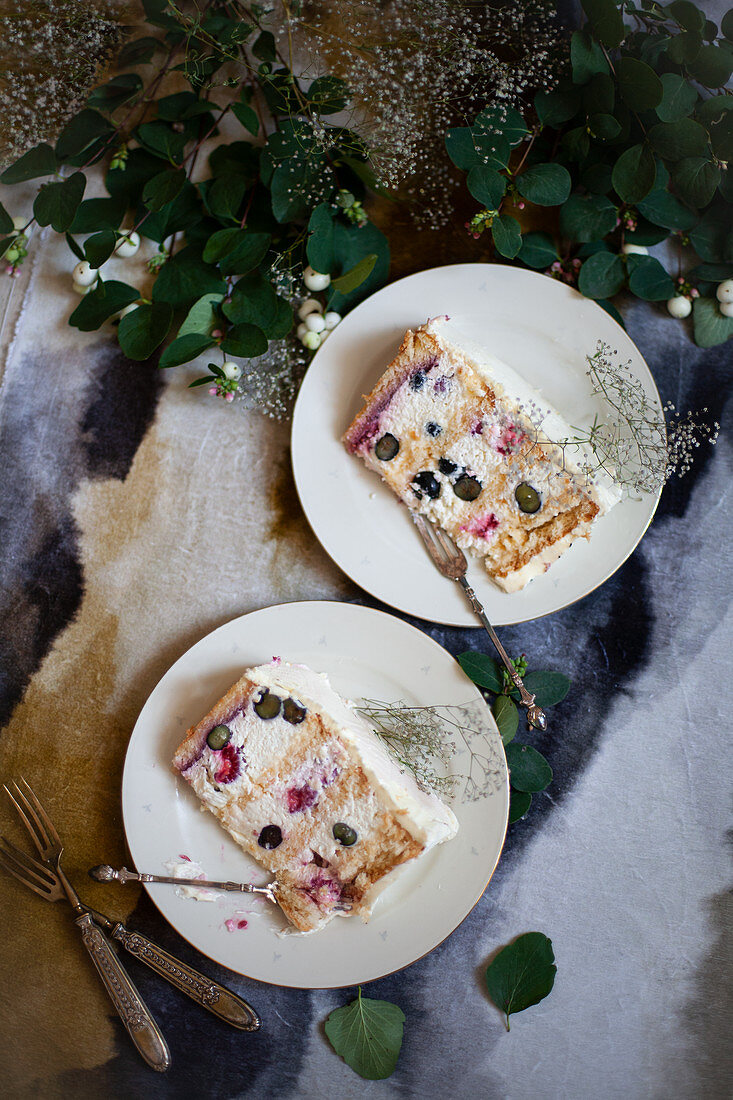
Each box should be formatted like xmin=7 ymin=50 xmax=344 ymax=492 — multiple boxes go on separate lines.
xmin=106 ymin=922 xmax=260 ymax=1031
xmin=74 ymin=912 xmax=171 ymax=1072
xmin=459 ymin=577 xmax=547 ymax=731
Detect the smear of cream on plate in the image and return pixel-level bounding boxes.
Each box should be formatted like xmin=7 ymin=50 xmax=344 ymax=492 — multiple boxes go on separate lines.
xmin=163 ymin=856 xmax=217 ymax=901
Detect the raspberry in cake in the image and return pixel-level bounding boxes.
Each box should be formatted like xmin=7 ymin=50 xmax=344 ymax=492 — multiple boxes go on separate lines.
xmin=343 ymin=317 xmax=621 ymax=592
xmin=172 ymin=660 xmax=458 ymax=933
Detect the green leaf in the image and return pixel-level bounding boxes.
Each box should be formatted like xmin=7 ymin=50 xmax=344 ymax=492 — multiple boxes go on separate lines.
xmin=656 ymin=73 xmax=698 ymax=122
xmin=152 ymin=257 xmax=226 ymax=309
xmin=581 ymin=0 xmax=625 ymax=47
xmin=616 ymin=57 xmax=663 ymax=111
xmin=505 ymin=743 xmax=553 ymax=793
xmin=475 ymin=105 xmax=529 ymax=147
xmin=307 ymin=203 xmax=336 ymax=273
xmin=445 ymin=127 xmax=509 ymax=171
xmin=673 ymin=157 xmax=721 ymax=207
xmin=118 ymin=301 xmax=173 ymax=360
xmin=667 ymin=30 xmax=703 ymax=66
xmin=252 ymin=30 xmax=276 ymax=62
xmin=332 ymin=253 xmax=377 ymax=294
xmin=578 ymin=251 xmax=625 ymax=298
xmin=518 ymin=232 xmax=558 ymax=270
xmin=637 ymin=188 xmax=696 ymax=230
xmin=709 ymin=111 xmax=733 ymax=162
xmin=232 ymin=100 xmax=259 ymax=135
xmin=588 ymin=113 xmax=621 ymax=140
xmin=136 ymin=121 xmax=186 ymax=163
xmin=68 ymin=280 xmax=139 ymax=330
xmin=55 ymin=109 xmax=113 ymax=160
xmin=491 ymin=214 xmax=522 ymax=258
xmin=69 ymin=196 xmax=126 ymax=233
xmin=598 ymin=297 xmax=626 ymax=328
xmin=508 ymin=789 xmax=532 ymax=824
xmin=611 ymin=143 xmax=656 ymax=204
xmin=723 ymin=9 xmax=733 ymax=39
xmin=582 ymin=161 xmax=614 ymax=194
xmin=485 ymin=933 xmax=557 ymax=1030
xmin=493 ymin=695 xmax=519 ymax=746
xmin=521 ymin=671 xmax=571 ymax=707
xmin=688 ymin=262 xmax=733 ymax=282
xmin=626 ymin=255 xmax=674 ymax=300
xmin=65 ymin=232 xmax=86 ymax=261
xmin=516 ymin=163 xmax=571 ymax=206
xmin=142 ymin=167 xmax=186 ymax=211
xmin=648 ymin=119 xmax=709 ymax=160
xmin=325 ymin=989 xmax=405 ymax=1080
xmin=534 ymin=85 xmax=581 ymax=126
xmin=561 ymin=125 xmax=591 ymax=162
xmin=221 ymin=233 xmax=271 ymax=278
xmin=582 ymin=72 xmax=615 ymax=115
xmin=117 ymin=35 xmax=161 ymax=66
xmin=87 ymin=73 xmax=143 ymax=112
xmin=178 ymin=293 xmax=223 ymax=338
xmin=327 ymin=221 xmax=390 ymax=312
xmin=457 ymin=652 xmax=502 ymax=693
xmin=159 ymin=333 xmax=215 ymax=368
xmin=570 ymin=30 xmax=609 ymax=84
xmin=220 ymin=322 xmax=268 ymax=358
xmin=223 ymin=273 xmax=292 ymax=338
xmin=559 ymin=194 xmax=618 ymax=242
xmin=692 ymin=297 xmax=733 ymax=347
xmin=668 ymin=1 xmax=706 ymax=34
xmin=33 ymin=172 xmax=86 ymax=232
xmin=466 ymin=166 xmax=506 ymax=209
xmin=0 ymin=203 xmax=13 ymax=235
xmin=308 ymin=75 xmax=349 ymax=115
xmin=689 ymin=210 xmax=729 ymax=262
xmin=84 ymin=230 xmax=117 ymax=269
xmin=0 ymin=143 xmax=57 ymax=184
xmin=686 ymin=44 xmax=733 ymax=87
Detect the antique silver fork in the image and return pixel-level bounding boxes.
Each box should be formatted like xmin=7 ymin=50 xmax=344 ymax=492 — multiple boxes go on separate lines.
xmin=3 ymin=780 xmax=260 ymax=1034
xmin=412 ymin=514 xmax=547 ymax=731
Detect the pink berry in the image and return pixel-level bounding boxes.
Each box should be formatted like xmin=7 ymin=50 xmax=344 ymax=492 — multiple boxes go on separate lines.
xmin=211 ymin=328 xmax=222 ymax=339
xmin=225 ymin=392 xmax=234 ymax=402
xmin=208 ymin=386 xmax=217 ymax=395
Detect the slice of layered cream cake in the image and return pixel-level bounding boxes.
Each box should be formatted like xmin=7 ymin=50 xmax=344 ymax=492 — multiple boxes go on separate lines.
xmin=343 ymin=317 xmax=621 ymax=592
xmin=173 ymin=660 xmax=458 ymax=933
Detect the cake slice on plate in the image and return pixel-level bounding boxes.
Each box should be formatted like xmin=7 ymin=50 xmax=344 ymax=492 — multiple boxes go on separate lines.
xmin=173 ymin=659 xmax=458 ymax=933
xmin=343 ymin=317 xmax=621 ymax=592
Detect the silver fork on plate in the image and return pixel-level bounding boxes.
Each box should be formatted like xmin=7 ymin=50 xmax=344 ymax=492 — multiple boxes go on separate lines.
xmin=412 ymin=514 xmax=547 ymax=732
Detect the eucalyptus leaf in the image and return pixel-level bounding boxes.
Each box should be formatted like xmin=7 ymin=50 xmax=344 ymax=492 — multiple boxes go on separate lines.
xmin=688 ymin=262 xmax=733 ymax=282
xmin=637 ymin=188 xmax=697 ymax=230
xmin=70 ymin=196 xmax=126 ymax=233
xmin=611 ymin=143 xmax=656 ymax=204
xmin=581 ymin=0 xmax=625 ymax=47
xmin=615 ymin=57 xmax=663 ymax=111
xmin=724 ymin=9 xmax=733 ymax=40
xmin=68 ymin=280 xmax=140 ymax=330
xmin=559 ymin=194 xmax=618 ymax=243
xmin=118 ymin=301 xmax=173 ymax=360
xmin=493 ymin=695 xmax=519 ymax=746
xmin=65 ymin=232 xmax=86 ymax=261
xmin=656 ymin=73 xmax=697 ymax=122
xmin=693 ymin=297 xmax=733 ymax=347
xmin=118 ymin=35 xmax=161 ymax=66
xmin=159 ymin=333 xmax=215 ymax=368
xmin=332 ymin=254 xmax=377 ymax=294
xmin=570 ymin=30 xmax=609 ymax=84
xmin=709 ymin=112 xmax=733 ymax=163
xmin=673 ymin=157 xmax=721 ymax=207
xmin=516 ymin=163 xmax=571 ymax=206
xmin=325 ymin=989 xmax=405 ymax=1080
xmin=84 ymin=230 xmax=117 ymax=268
xmin=648 ymin=118 xmax=709 ymax=160
xmin=534 ymin=86 xmax=581 ymax=126
xmin=33 ymin=172 xmax=86 ymax=232
xmin=508 ymin=789 xmax=532 ymax=824
xmin=0 ymin=143 xmax=57 ymax=184
xmin=87 ymin=73 xmax=143 ymax=112
xmin=221 ymin=322 xmax=268 ymax=358
xmin=0 ymin=203 xmax=13 ymax=235
xmin=152 ymin=257 xmax=226 ymax=308
xmin=467 ymin=166 xmax=506 ymax=209
xmin=457 ymin=652 xmax=502 ymax=693
xmin=327 ymin=221 xmax=390 ymax=312
xmin=178 ymin=293 xmax=224 ymax=338
xmin=626 ymin=255 xmax=675 ymax=300
xmin=252 ymin=30 xmax=276 ymax=62
xmin=137 ymin=120 xmax=187 ymax=163
xmin=668 ymin=1 xmax=706 ymax=34
xmin=485 ymin=932 xmax=557 ymax=1030
xmin=445 ymin=127 xmax=509 ymax=171
xmin=308 ymin=75 xmax=349 ymax=114
xmin=582 ymin=73 xmax=615 ymax=115
xmin=56 ymin=109 xmax=113 ymax=160
xmin=518 ymin=232 xmax=558 ymax=269
xmin=142 ymin=167 xmax=186 ymax=210
xmin=578 ymin=251 xmax=625 ymax=298
xmin=686 ymin=44 xmax=733 ymax=87
xmin=491 ymin=214 xmax=522 ymax=258
xmin=561 ymin=125 xmax=591 ymax=162
xmin=588 ymin=113 xmax=621 ymax=141
xmin=232 ymin=100 xmax=259 ymax=135
xmin=598 ymin=298 xmax=626 ymax=328
xmin=307 ymin=203 xmax=336 ymax=273
xmin=505 ymin=743 xmax=553 ymax=793
xmin=667 ymin=30 xmax=702 ymax=66
xmin=223 ymin=273 xmax=292 ymax=337
xmin=475 ymin=104 xmax=529 ymax=147
xmin=204 ymin=172 xmax=249 ymax=223
xmin=689 ymin=210 xmax=729 ymax=262
xmin=521 ymin=670 xmax=570 ymax=707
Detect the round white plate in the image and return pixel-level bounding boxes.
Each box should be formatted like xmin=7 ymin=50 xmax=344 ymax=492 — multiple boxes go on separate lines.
xmin=122 ymin=601 xmax=509 ymax=988
xmin=292 ymin=263 xmax=662 ymax=627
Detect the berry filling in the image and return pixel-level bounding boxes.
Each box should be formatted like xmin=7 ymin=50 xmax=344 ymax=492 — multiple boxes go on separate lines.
xmin=460 ymin=512 xmax=500 ymax=539
xmin=214 ymin=744 xmax=241 ymax=784
xmin=286 ymin=785 xmax=318 ymax=813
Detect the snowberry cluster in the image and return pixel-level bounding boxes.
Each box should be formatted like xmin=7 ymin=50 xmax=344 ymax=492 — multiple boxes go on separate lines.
xmin=295 ymin=267 xmax=342 ymax=351
xmin=464 ymin=209 xmax=496 ymax=239
xmin=547 ymin=257 xmax=581 ymax=285
xmin=209 ymin=361 xmax=242 ymax=402
xmin=4 ymin=216 xmax=31 ymax=277
xmin=70 ymin=231 xmax=140 ymax=296
xmin=335 ymin=189 xmax=367 ymax=227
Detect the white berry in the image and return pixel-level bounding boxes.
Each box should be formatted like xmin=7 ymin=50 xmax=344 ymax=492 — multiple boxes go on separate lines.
xmin=666 ymin=296 xmax=692 ymax=318
xmin=319 ymin=328 xmax=330 ymax=343
xmin=716 ymin=279 xmax=733 ymax=304
xmin=222 ymin=361 xmax=242 ymax=380
xmin=12 ymin=216 xmax=27 ymax=232
xmin=621 ymin=243 xmax=648 ymax=256
xmin=305 ymin=312 xmax=326 ymax=333
xmin=719 ymin=301 xmax=733 ymax=318
xmin=297 ymin=297 xmax=323 ymax=321
xmin=303 ymin=265 xmax=330 ymax=292
xmin=301 ymin=330 xmax=322 ymax=350
xmin=296 ymin=322 xmax=308 ymax=342
xmin=115 ymin=231 xmax=140 ymax=258
xmin=72 ymin=260 xmax=97 ymax=287
xmin=323 ymin=310 xmax=341 ymax=330
xmin=72 ymin=278 xmax=97 ymax=295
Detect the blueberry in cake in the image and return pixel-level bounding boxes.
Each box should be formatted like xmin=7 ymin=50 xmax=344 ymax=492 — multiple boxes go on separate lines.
xmin=343 ymin=317 xmax=621 ymax=592
xmin=172 ymin=659 xmax=458 ymax=933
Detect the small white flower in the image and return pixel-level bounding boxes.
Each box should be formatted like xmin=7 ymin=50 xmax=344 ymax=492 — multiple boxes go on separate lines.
xmin=305 ymin=312 xmax=326 ymax=333
xmin=666 ymin=296 xmax=692 ymax=319
xmin=621 ymin=243 xmax=648 ymax=256
xmin=222 ymin=361 xmax=242 ymax=380
xmin=297 ymin=298 xmax=323 ymax=321
xmin=72 ymin=260 xmax=98 ymax=287
xmin=303 ymin=265 xmax=331 ymax=292
xmin=301 ymin=330 xmax=322 ymax=350
xmin=115 ymin=231 xmax=140 ymax=258
xmin=716 ymin=279 xmax=733 ymax=304
xmin=323 ymin=310 xmax=341 ymax=330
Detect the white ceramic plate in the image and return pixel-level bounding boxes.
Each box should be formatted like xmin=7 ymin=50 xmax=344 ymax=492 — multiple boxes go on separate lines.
xmin=292 ymin=263 xmax=662 ymax=627
xmin=122 ymin=601 xmax=509 ymax=988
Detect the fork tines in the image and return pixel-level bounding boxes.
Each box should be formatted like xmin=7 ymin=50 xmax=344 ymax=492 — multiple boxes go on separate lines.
xmin=3 ymin=776 xmax=62 ymax=858
xmin=0 ymin=835 xmax=59 ymax=898
xmin=412 ymin=514 xmax=468 ymax=579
